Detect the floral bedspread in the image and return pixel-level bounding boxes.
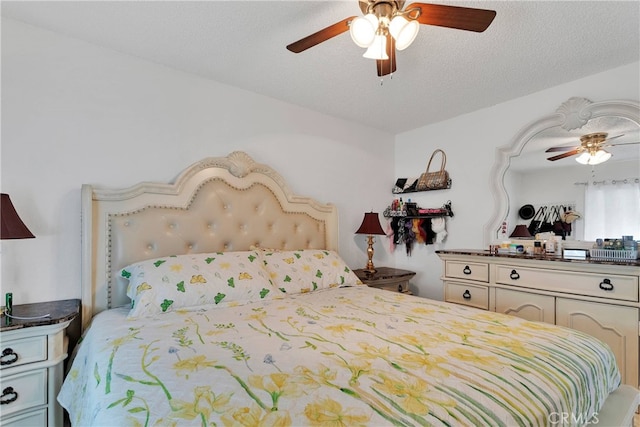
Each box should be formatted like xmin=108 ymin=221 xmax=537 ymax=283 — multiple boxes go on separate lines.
xmin=58 ymin=286 xmax=620 ymax=426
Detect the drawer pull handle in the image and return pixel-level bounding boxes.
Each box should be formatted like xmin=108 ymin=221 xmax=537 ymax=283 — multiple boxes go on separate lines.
xmin=463 ymin=266 xmax=472 ymax=275
xmin=599 ymin=279 xmax=614 ymax=291
xmin=463 ymin=290 xmax=471 ymax=300
xmin=0 ymin=387 xmax=18 ymax=405
xmin=0 ymin=348 xmax=18 ymax=366
xmin=510 ymin=270 xmax=520 ymax=280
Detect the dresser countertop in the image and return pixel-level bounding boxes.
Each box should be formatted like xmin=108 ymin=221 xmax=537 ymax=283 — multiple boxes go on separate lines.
xmin=436 ymin=249 xmax=640 ymax=267
xmin=1 ymin=298 xmax=81 ymax=332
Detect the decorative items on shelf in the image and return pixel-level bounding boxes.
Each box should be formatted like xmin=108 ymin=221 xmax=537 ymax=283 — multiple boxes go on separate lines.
xmin=392 ymin=149 xmax=452 ymax=194
xmin=383 ymin=200 xmax=453 ymax=255
xmin=417 ymin=149 xmax=450 ymax=191
xmin=384 ymin=199 xmax=453 ymax=218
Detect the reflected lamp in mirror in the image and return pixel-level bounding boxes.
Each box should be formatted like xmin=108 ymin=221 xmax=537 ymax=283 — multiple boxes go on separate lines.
xmin=509 ymin=224 xmax=533 ymax=239
xmin=1 ymin=193 xmax=35 ymax=240
xmin=575 ymin=149 xmax=612 ymax=165
xmin=355 ymin=212 xmax=386 ymax=272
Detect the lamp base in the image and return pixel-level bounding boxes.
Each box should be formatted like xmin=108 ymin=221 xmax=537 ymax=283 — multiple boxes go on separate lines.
xmin=364 ymin=235 xmax=377 ymax=273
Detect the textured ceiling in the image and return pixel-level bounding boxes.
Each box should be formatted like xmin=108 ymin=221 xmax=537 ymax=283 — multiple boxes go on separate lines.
xmin=1 ymin=1 xmax=639 ymax=134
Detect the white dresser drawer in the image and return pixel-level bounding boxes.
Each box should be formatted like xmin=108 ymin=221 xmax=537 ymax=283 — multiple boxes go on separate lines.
xmin=444 ymin=281 xmax=489 ymax=310
xmin=2 ymin=408 xmax=47 ymax=427
xmin=445 ymin=261 xmax=489 ymax=282
xmin=0 ymin=336 xmax=47 ymax=370
xmin=495 ymin=265 xmax=639 ymax=302
xmin=0 ymin=369 xmax=47 ymax=417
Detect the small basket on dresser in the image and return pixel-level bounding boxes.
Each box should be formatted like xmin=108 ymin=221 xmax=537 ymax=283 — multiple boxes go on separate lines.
xmin=589 ymin=248 xmax=639 ymax=261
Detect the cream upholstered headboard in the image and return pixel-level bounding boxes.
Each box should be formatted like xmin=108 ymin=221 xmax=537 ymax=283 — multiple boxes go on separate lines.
xmin=81 ymin=151 xmax=338 ymax=330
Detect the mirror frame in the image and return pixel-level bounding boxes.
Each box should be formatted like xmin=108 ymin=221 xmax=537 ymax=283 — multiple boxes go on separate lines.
xmin=484 ymin=97 xmax=640 ymax=246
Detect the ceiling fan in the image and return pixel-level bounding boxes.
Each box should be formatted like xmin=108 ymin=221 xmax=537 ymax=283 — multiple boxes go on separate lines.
xmin=286 ymin=1 xmax=497 ymax=76
xmin=546 ymin=132 xmax=640 ymax=165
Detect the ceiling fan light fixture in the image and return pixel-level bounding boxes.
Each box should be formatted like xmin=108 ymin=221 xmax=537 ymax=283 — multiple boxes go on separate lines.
xmin=575 ymin=149 xmax=612 ymax=165
xmin=350 ymin=13 xmax=378 ymax=47
xmin=389 ymin=15 xmax=419 ymax=50
xmin=363 ymin=34 xmax=389 ymax=60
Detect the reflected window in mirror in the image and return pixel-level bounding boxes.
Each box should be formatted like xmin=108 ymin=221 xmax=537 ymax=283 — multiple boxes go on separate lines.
xmin=583 ymin=177 xmax=640 ymax=240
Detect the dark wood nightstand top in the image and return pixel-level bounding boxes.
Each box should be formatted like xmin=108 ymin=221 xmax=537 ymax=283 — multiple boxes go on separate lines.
xmin=353 ymin=267 xmax=416 ymax=284
xmin=1 ymin=298 xmax=80 ymax=332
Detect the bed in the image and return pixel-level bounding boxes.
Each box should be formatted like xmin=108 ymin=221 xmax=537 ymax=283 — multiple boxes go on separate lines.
xmin=59 ymin=151 xmax=639 ymax=426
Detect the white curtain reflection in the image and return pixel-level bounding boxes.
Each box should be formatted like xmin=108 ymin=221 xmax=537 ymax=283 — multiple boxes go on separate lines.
xmin=584 ymin=178 xmax=640 ymax=240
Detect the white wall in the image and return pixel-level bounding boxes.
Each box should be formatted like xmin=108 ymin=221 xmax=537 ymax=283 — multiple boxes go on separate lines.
xmin=394 ymin=62 xmax=640 ymax=300
xmin=2 ymin=18 xmax=638 ymax=306
xmin=0 ymin=19 xmax=395 ymax=305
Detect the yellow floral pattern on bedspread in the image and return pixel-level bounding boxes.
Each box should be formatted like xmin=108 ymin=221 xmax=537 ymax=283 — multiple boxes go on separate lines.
xmin=58 ymin=287 xmax=620 ymax=426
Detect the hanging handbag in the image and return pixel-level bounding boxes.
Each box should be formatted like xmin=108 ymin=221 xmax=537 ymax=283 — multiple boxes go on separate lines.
xmin=527 ymin=206 xmax=546 ymax=236
xmin=416 ymin=149 xmax=450 ymax=191
xmin=551 ymin=206 xmax=567 ymax=237
xmin=539 ymin=206 xmax=555 ymax=233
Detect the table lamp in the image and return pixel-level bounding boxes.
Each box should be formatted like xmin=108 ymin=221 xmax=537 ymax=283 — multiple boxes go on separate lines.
xmin=1 ymin=193 xmax=35 ymax=240
xmin=1 ymin=193 xmax=35 ymax=318
xmin=509 ymin=224 xmax=533 ymax=239
xmin=355 ymin=212 xmax=386 ymax=272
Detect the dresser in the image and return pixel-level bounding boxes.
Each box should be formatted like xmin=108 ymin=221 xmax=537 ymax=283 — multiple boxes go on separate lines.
xmin=437 ymin=250 xmax=640 ymax=388
xmin=354 ymin=267 xmax=416 ymax=294
xmin=1 ymin=299 xmax=80 ymax=427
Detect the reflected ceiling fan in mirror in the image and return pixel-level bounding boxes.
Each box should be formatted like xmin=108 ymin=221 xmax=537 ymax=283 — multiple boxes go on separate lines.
xmin=286 ymin=1 xmax=496 ymax=76
xmin=546 ymin=132 xmax=640 ymax=165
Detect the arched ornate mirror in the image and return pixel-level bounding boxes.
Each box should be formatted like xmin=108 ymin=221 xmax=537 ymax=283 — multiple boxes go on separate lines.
xmin=484 ymin=97 xmax=640 ymax=245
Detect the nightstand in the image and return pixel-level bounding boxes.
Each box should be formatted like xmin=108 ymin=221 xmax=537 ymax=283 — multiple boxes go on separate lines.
xmin=1 ymin=299 xmax=80 ymax=427
xmin=354 ymin=267 xmax=416 ymax=294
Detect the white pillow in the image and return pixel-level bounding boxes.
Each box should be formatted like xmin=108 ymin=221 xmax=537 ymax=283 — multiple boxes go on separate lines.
xmin=257 ymin=249 xmax=362 ymax=294
xmin=119 ymin=251 xmax=274 ymax=318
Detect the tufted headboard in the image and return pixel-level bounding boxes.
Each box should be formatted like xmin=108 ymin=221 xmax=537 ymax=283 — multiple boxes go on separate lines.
xmin=80 ymin=151 xmax=338 ymax=330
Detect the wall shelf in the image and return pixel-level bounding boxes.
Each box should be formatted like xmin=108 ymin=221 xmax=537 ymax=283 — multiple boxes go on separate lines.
xmin=392 ymin=178 xmax=452 ymax=194
xmin=383 ymin=201 xmax=454 ymax=219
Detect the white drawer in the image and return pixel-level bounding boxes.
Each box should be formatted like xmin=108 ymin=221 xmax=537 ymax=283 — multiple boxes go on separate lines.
xmin=2 ymin=408 xmax=47 ymax=427
xmin=0 ymin=369 xmax=47 ymax=417
xmin=444 ymin=281 xmax=489 ymax=310
xmin=0 ymin=336 xmax=47 ymax=370
xmin=495 ymin=265 xmax=639 ymax=302
xmin=445 ymin=261 xmax=489 ymax=282
xmin=371 ymin=280 xmax=410 ymax=293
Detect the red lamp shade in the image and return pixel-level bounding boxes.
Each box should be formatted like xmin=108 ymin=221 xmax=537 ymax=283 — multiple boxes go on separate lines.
xmin=509 ymin=224 xmax=532 ymax=238
xmin=355 ymin=212 xmax=385 ymax=235
xmin=1 ymin=193 xmax=35 ymax=239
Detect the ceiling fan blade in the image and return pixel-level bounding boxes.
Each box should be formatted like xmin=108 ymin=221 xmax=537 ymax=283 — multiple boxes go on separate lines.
xmin=604 ymin=134 xmax=624 ymax=142
xmin=545 ymin=145 xmax=579 ymax=153
xmin=547 ymin=150 xmax=580 ymax=161
xmin=407 ymin=3 xmax=496 ymax=32
xmin=377 ymin=34 xmax=396 ymax=76
xmin=286 ymin=16 xmax=356 ymax=53
xmin=607 ymin=141 xmax=640 ymax=147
